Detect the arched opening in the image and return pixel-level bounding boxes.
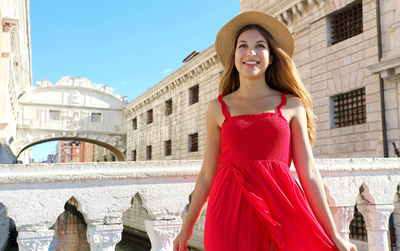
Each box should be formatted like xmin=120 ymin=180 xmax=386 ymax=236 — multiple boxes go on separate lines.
xmin=0 ymin=202 xmax=18 ymax=251
xmin=49 ymin=197 xmax=90 ymax=249
xmin=121 ymin=193 xmax=151 ymax=250
xmin=18 ymin=138 xmax=125 ymax=163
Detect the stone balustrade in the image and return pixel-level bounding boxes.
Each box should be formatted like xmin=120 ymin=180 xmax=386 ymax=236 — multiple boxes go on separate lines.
xmin=0 ymin=158 xmax=399 ymax=251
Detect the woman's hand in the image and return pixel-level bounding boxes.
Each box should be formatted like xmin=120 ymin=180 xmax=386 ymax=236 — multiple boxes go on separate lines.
xmin=333 ymin=235 xmax=358 ymax=251
xmin=173 ymin=228 xmax=192 ymax=251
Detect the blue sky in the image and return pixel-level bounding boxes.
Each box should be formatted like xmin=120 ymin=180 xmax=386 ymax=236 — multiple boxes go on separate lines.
xmin=29 ymin=1 xmax=239 ymax=162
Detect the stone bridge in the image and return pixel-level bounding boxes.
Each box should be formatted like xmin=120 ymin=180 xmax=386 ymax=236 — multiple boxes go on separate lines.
xmin=15 ymin=76 xmax=127 ymax=160
xmin=0 ymin=158 xmax=399 ymax=251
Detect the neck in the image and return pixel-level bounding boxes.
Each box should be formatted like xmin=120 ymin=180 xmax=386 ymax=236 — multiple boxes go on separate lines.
xmin=237 ymin=75 xmax=275 ymax=99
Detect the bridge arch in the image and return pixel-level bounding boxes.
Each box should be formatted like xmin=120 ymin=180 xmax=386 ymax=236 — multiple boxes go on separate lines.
xmin=15 ymin=76 xmax=127 ymax=162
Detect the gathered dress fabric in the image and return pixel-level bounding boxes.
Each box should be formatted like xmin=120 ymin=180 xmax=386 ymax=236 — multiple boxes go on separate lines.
xmin=203 ymin=91 xmax=339 ymax=251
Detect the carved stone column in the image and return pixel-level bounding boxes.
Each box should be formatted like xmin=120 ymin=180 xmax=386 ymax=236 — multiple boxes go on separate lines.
xmin=86 ymin=224 xmax=123 ymax=251
xmin=394 ymin=200 xmax=400 ymax=249
xmin=145 ymin=218 xmax=182 ymax=251
xmin=357 ymin=204 xmax=394 ymax=251
xmin=17 ymin=229 xmax=54 ymax=251
xmin=330 ymin=206 xmax=354 ymax=240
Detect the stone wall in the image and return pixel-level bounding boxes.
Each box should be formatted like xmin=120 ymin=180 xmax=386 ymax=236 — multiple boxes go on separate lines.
xmin=123 ymin=45 xmax=222 ymax=162
xmin=0 ymin=204 xmax=9 ymax=251
xmin=238 ymin=0 xmax=400 ymax=157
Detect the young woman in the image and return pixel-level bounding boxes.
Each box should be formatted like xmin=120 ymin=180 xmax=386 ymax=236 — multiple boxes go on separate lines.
xmin=173 ymin=11 xmax=357 ymax=251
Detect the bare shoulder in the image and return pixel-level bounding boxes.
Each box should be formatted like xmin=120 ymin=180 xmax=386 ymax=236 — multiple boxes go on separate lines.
xmin=284 ymin=93 xmax=306 ymax=123
xmin=207 ymin=96 xmax=225 ymax=128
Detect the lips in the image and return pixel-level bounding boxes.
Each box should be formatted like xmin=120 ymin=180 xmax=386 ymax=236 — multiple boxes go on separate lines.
xmin=243 ymin=60 xmax=259 ymax=65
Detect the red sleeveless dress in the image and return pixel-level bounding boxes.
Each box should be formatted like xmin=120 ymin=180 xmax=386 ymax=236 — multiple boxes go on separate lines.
xmin=203 ymin=91 xmax=339 ymax=251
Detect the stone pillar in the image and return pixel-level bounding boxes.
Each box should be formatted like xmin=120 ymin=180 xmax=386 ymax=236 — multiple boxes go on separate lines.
xmin=17 ymin=229 xmax=54 ymax=251
xmin=86 ymin=224 xmax=123 ymax=251
xmin=330 ymin=206 xmax=354 ymax=240
xmin=144 ymin=218 xmax=182 ymax=251
xmin=357 ymin=204 xmax=394 ymax=251
xmin=394 ymin=200 xmax=400 ymax=249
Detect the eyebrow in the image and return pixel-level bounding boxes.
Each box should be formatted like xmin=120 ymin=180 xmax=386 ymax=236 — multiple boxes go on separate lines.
xmin=238 ymin=40 xmax=267 ymax=44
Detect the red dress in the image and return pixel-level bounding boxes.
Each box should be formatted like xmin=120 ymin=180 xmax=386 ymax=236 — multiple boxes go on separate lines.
xmin=203 ymin=91 xmax=339 ymax=251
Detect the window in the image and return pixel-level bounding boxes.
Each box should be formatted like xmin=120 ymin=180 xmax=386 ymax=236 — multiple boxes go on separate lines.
xmin=165 ymin=98 xmax=173 ymax=116
xmin=111 ymin=155 xmax=116 ymax=162
xmin=147 ymin=109 xmax=153 ymax=124
xmin=165 ymin=140 xmax=172 ymax=156
xmin=328 ymin=0 xmax=362 ymax=46
xmin=131 ymin=150 xmax=136 ymax=161
xmin=349 ymin=205 xmax=367 ymax=241
xmin=189 ymin=84 xmax=199 ymax=105
xmin=331 ymin=88 xmax=366 ymax=128
xmin=146 ymin=145 xmax=152 ymax=160
xmin=49 ymin=110 xmax=60 ymax=120
xmin=91 ymin=113 xmax=102 ymax=123
xmin=132 ymin=117 xmax=137 ymax=130
xmin=188 ymin=133 xmax=198 ymax=152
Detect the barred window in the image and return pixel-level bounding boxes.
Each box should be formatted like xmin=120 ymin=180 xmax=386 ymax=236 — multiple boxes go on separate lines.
xmin=189 ymin=85 xmax=199 ymax=105
xmin=165 ymin=140 xmax=172 ymax=156
xmin=147 ymin=109 xmax=153 ymax=124
xmin=146 ymin=145 xmax=152 ymax=160
xmin=132 ymin=117 xmax=137 ymax=130
xmin=49 ymin=110 xmax=60 ymax=120
xmin=328 ymin=0 xmax=363 ymax=46
xmin=331 ymin=88 xmax=366 ymax=128
xmin=349 ymin=205 xmax=367 ymax=241
xmin=165 ymin=98 xmax=173 ymax=116
xmin=111 ymin=155 xmax=116 ymax=162
xmin=131 ymin=150 xmax=136 ymax=161
xmin=91 ymin=113 xmax=102 ymax=123
xmin=188 ymin=133 xmax=198 ymax=152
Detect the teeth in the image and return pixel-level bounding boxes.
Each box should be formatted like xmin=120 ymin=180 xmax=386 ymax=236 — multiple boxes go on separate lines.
xmin=245 ymin=62 xmax=257 ymax=65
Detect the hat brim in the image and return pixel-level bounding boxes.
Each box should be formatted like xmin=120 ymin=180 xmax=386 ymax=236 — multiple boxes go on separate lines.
xmin=215 ymin=11 xmax=294 ymax=67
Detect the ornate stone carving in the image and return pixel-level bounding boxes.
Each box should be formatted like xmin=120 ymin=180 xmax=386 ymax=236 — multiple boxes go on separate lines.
xmin=330 ymin=206 xmax=354 ymax=240
xmin=145 ymin=218 xmax=182 ymax=251
xmin=86 ymin=224 xmax=123 ymax=251
xmin=17 ymin=229 xmax=54 ymax=251
xmin=357 ymin=204 xmax=394 ymax=251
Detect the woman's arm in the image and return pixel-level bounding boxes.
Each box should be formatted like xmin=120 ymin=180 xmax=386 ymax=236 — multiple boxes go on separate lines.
xmin=290 ymin=97 xmax=357 ymax=251
xmin=173 ymin=98 xmax=222 ymax=251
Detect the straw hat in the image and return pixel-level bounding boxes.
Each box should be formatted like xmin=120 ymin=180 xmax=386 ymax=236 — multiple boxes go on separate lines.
xmin=215 ymin=11 xmax=294 ymax=66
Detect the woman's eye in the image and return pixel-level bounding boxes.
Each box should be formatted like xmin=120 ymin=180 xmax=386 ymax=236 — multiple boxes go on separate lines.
xmin=238 ymin=44 xmax=247 ymax=48
xmin=257 ymin=44 xmax=266 ymax=48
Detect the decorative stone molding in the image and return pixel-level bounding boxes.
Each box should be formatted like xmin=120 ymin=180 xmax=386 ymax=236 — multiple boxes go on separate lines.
xmin=145 ymin=218 xmax=182 ymax=251
xmin=357 ymin=204 xmax=394 ymax=251
xmin=367 ymin=55 xmax=400 ymax=81
xmin=86 ymin=224 xmax=123 ymax=251
xmin=17 ymin=229 xmax=54 ymax=251
xmin=273 ymin=0 xmax=326 ymax=26
xmin=123 ymin=47 xmax=220 ymax=116
xmin=330 ymin=206 xmax=354 ymax=240
xmin=2 ymin=17 xmax=18 ymax=32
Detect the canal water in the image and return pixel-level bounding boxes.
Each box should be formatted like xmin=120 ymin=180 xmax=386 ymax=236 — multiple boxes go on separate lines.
xmin=6 ymin=204 xmax=151 ymax=251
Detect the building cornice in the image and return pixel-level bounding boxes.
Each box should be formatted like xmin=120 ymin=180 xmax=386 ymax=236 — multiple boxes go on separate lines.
xmin=268 ymin=0 xmax=326 ymax=26
xmin=368 ymin=55 xmax=400 ymax=81
xmin=123 ymin=45 xmax=220 ymax=116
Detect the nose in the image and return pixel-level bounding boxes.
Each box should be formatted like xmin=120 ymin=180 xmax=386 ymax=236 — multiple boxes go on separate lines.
xmin=246 ymin=47 xmax=256 ymax=56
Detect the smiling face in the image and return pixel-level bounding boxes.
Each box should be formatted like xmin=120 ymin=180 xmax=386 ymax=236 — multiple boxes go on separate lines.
xmin=234 ymin=29 xmax=272 ymax=80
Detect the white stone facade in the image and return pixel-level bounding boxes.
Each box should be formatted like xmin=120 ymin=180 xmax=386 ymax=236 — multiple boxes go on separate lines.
xmin=0 ymin=159 xmax=399 ymax=251
xmin=0 ymin=0 xmax=32 ymax=164
xmin=17 ymin=76 xmax=127 ymax=160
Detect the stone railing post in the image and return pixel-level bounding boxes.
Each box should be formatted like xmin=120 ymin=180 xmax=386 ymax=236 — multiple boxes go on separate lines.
xmin=86 ymin=223 xmax=123 ymax=251
xmin=144 ymin=217 xmax=182 ymax=251
xmin=17 ymin=229 xmax=54 ymax=251
xmin=330 ymin=206 xmax=354 ymax=240
xmin=357 ymin=204 xmax=394 ymax=251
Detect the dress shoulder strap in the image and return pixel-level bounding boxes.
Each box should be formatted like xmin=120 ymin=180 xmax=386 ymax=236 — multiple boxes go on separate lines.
xmin=218 ymin=94 xmax=231 ymax=120
xmin=276 ymin=91 xmax=288 ymax=116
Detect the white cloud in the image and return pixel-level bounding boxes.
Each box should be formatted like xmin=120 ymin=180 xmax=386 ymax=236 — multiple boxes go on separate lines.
xmin=162 ymin=69 xmax=171 ymax=74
